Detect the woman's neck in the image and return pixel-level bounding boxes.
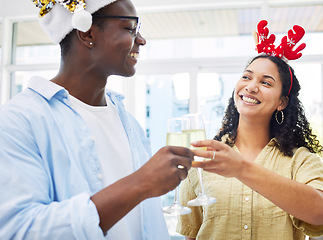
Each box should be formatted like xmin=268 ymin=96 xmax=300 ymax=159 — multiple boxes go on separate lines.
xmin=235 ymin=118 xmax=271 ymax=161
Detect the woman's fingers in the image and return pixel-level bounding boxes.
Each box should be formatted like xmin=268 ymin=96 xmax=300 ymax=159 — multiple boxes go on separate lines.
xmin=190 ymin=140 xmax=245 ymax=178
xmin=192 ymin=139 xmax=228 ymax=151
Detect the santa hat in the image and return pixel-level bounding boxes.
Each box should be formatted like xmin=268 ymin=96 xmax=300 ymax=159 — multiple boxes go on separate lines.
xmin=32 ymin=0 xmax=118 ymax=44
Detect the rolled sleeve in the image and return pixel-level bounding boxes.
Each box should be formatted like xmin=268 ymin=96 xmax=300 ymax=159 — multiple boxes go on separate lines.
xmin=70 ymin=192 xmax=104 ymax=239
xmin=290 ymin=148 xmax=323 ymax=237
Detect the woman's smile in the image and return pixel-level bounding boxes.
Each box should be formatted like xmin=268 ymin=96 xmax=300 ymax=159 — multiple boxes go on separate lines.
xmin=239 ymin=93 xmax=261 ymax=105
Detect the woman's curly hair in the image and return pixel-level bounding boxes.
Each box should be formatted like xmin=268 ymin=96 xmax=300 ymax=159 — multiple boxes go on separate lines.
xmin=214 ymin=55 xmax=322 ymax=156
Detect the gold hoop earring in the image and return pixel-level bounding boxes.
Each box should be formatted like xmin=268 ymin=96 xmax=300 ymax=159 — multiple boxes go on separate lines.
xmin=275 ymin=110 xmax=284 ymax=125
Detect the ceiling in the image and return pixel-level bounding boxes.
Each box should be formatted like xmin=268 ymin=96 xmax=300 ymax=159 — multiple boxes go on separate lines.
xmin=2 ymin=0 xmax=323 ymax=46
xmin=139 ymin=5 xmax=323 ymax=40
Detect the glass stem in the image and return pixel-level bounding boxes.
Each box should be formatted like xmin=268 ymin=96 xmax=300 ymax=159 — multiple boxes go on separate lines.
xmin=174 ymin=186 xmax=180 ymax=204
xmin=197 ymin=167 xmax=205 ymax=195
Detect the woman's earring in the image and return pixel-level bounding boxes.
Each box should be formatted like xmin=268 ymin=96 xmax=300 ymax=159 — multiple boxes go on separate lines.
xmin=89 ymin=42 xmax=93 ymax=46
xmin=275 ymin=110 xmax=284 ymax=125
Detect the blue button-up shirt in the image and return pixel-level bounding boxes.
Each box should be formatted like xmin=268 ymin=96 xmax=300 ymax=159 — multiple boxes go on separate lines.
xmin=0 ymin=76 xmax=170 ymax=240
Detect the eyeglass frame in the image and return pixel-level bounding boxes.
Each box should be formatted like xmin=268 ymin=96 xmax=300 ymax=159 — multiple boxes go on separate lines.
xmin=92 ymin=15 xmax=141 ymax=37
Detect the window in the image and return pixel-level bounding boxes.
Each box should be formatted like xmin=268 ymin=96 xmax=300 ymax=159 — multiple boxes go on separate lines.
xmin=136 ymin=73 xmax=189 ymax=154
xmin=291 ymin=62 xmax=322 ymax=143
xmin=13 ymin=21 xmax=58 ymax=65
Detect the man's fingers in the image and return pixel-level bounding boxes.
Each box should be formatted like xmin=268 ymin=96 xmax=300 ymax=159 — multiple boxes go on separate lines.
xmin=174 ymin=155 xmax=193 ymax=171
xmin=168 ymin=146 xmax=194 ymax=158
xmin=177 ymin=167 xmax=189 ymax=180
xmin=177 ymin=165 xmax=185 ymax=170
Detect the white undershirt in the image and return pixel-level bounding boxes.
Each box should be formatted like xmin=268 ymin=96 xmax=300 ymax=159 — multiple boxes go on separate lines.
xmin=69 ymin=95 xmax=142 ymax=240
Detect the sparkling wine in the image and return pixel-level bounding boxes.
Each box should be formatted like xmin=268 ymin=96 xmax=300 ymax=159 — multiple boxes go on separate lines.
xmin=183 ymin=129 xmax=206 ymax=142
xmin=166 ymin=132 xmax=189 ymax=147
xmin=183 ymin=129 xmax=207 ymax=161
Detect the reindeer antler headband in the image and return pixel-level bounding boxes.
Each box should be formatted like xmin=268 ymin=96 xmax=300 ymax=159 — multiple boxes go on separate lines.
xmin=255 ymin=20 xmax=306 ymax=60
xmin=254 ymin=20 xmax=306 ymax=96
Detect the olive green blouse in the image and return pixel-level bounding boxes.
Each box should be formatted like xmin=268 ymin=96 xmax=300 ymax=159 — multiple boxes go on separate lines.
xmin=177 ymin=139 xmax=323 ymax=240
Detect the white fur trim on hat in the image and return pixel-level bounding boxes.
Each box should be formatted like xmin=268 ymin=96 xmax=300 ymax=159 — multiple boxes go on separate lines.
xmin=72 ymin=9 xmax=92 ymax=32
xmin=38 ymin=0 xmax=117 ymax=44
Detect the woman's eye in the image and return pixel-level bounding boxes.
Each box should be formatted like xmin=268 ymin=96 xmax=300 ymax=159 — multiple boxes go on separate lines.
xmin=242 ymin=75 xmax=250 ymax=80
xmin=262 ymin=81 xmax=271 ymax=86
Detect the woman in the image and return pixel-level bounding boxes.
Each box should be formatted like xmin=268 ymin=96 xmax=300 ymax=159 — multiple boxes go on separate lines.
xmin=177 ymin=54 xmax=323 ymax=239
xmin=0 ymin=0 xmax=193 ymax=239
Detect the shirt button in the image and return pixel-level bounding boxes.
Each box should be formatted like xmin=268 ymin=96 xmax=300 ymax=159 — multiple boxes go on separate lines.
xmin=245 ymin=197 xmax=250 ymax=201
xmin=244 ymin=225 xmax=248 ymax=230
xmin=97 ymin=173 xmax=103 ymax=179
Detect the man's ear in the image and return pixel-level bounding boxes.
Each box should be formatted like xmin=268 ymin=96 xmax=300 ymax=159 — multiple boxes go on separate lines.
xmin=76 ymin=28 xmax=94 ymax=48
xmin=277 ymin=96 xmax=289 ymax=111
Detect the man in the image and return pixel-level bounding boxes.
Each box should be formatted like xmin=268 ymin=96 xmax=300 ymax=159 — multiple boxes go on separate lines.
xmin=0 ymin=0 xmax=193 ymax=239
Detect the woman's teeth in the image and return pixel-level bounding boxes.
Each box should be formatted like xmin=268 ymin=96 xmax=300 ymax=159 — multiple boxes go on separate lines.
xmin=242 ymin=96 xmax=259 ymax=104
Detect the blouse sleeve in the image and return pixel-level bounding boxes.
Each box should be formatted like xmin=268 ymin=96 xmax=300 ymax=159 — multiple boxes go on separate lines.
xmin=290 ymin=147 xmax=323 ymax=237
xmin=176 ymin=169 xmax=203 ymax=238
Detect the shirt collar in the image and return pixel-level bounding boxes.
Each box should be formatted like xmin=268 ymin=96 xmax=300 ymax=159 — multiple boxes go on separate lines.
xmin=28 ymin=76 xmax=126 ymax=104
xmin=267 ymin=138 xmax=278 ymax=146
xmin=105 ymin=89 xmax=124 ymax=100
xmin=28 ymin=76 xmax=69 ymax=101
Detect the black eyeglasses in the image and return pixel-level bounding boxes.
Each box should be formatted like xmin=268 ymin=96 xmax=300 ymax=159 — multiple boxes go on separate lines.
xmin=92 ymin=15 xmax=141 ymax=37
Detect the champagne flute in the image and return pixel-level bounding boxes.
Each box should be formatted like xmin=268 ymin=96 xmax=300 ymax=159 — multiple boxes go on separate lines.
xmin=182 ymin=113 xmax=216 ymax=206
xmin=163 ymin=117 xmax=192 ymax=215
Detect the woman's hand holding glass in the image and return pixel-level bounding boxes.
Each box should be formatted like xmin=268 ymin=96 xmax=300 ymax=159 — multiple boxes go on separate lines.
xmin=190 ymin=139 xmax=245 ymax=178
xmin=182 ymin=113 xmax=216 ymax=206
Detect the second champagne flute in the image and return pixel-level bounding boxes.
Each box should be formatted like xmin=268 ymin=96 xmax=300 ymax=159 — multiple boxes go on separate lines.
xmin=182 ymin=113 xmax=216 ymax=206
xmin=163 ymin=117 xmax=192 ymax=215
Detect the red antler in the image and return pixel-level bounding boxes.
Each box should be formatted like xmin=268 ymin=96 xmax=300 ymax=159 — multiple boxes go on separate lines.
xmin=256 ymin=20 xmax=284 ymax=58
xmin=255 ymin=20 xmax=306 ymax=61
xmin=280 ymin=25 xmax=306 ymax=60
xmin=256 ymin=20 xmax=275 ymax=53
